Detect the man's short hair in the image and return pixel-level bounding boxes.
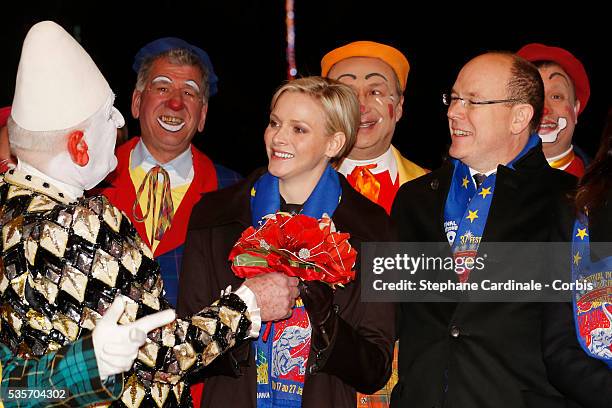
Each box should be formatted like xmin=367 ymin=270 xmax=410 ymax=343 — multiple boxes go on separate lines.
xmin=506 ymin=54 xmax=545 ymax=135
xmin=135 ymin=49 xmax=210 ymax=102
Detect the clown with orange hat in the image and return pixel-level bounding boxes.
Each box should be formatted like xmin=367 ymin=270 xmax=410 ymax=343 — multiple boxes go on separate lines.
xmin=321 ymin=41 xmax=427 ymax=215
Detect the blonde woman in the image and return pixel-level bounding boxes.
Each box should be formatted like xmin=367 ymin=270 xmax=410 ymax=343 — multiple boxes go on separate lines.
xmin=178 ymin=76 xmax=395 ymax=408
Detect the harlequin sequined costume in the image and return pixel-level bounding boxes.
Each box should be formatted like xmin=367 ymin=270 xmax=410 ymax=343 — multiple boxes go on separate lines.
xmin=0 ymin=169 xmax=252 ymax=407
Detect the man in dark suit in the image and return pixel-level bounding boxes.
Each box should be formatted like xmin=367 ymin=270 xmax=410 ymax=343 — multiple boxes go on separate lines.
xmin=390 ymin=52 xmax=611 ymax=408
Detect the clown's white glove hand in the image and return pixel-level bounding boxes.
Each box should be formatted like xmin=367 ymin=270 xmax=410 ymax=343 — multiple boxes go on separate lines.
xmin=92 ymin=297 xmax=176 ymax=380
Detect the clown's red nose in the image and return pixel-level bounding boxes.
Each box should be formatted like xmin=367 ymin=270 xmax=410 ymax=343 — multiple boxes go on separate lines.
xmin=167 ymin=97 xmax=184 ymax=111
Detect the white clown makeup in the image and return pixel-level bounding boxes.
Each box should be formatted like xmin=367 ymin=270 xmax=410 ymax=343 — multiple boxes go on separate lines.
xmin=328 ymin=56 xmax=403 ymax=160
xmin=76 ymin=93 xmax=124 ymax=188
xmin=150 ymin=75 xmax=202 ymax=133
xmin=40 ymin=92 xmax=124 ymax=196
xmin=132 ymin=57 xmax=208 ymax=164
xmin=537 ymin=64 xmax=579 ymax=157
xmin=538 ymin=117 xmax=567 ymax=143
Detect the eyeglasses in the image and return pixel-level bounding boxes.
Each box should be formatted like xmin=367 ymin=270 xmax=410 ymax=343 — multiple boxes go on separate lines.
xmin=442 ymin=93 xmax=523 ymax=108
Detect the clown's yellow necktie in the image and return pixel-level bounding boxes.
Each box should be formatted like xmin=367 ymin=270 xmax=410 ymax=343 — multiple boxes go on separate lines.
xmin=132 ymin=165 xmax=175 ymax=245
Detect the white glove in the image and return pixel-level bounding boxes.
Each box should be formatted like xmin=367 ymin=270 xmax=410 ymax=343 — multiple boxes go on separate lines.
xmin=92 ymin=297 xmax=176 ymax=380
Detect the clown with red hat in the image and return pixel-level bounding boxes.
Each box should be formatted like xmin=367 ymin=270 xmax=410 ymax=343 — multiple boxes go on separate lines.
xmin=517 ymin=43 xmax=591 ymax=177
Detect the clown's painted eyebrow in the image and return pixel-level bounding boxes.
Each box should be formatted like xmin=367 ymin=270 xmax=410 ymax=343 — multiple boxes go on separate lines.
xmin=549 ymin=72 xmax=572 ymax=87
xmin=185 ymin=80 xmax=200 ymax=93
xmin=336 ymin=73 xmax=357 ymax=81
xmin=152 ymin=75 xmax=172 ymax=84
xmin=365 ymin=72 xmax=388 ymax=82
xmin=151 ymin=76 xmax=200 ymax=93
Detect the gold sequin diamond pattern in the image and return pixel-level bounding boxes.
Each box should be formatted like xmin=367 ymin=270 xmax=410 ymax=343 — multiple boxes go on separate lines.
xmin=40 ymin=221 xmax=68 ymax=258
xmin=55 ymin=209 xmax=73 ymax=229
xmin=172 ymin=383 xmax=185 ymax=404
xmin=72 ymin=206 xmax=101 ymax=244
xmin=0 ymin=260 xmax=9 ymax=295
xmin=202 ymin=341 xmax=221 ymax=366
xmin=134 ymin=234 xmax=154 ymax=260
xmin=31 ymin=275 xmax=59 ymax=304
xmin=118 ymin=298 xmax=139 ymax=325
xmin=151 ymin=382 xmax=170 ymax=408
xmin=162 ymin=321 xmax=176 ymax=347
xmin=142 ymin=289 xmax=160 ymax=311
xmin=1 ymin=304 xmax=23 ymax=337
xmin=102 ymin=202 xmax=123 ymax=233
xmin=2 ymin=216 xmax=24 ymax=252
xmin=10 ymin=272 xmax=28 ymax=299
xmin=52 ymin=313 xmax=79 ymax=342
xmin=91 ymin=249 xmax=119 ymax=288
xmin=24 ymin=237 xmax=38 ymax=266
xmin=59 ymin=264 xmax=88 ymax=303
xmin=219 ymin=306 xmax=243 ymax=332
xmin=80 ymin=307 xmax=101 ymax=331
xmin=191 ymin=315 xmax=217 ymax=337
xmin=121 ymin=374 xmax=146 ymax=408
xmin=173 ymin=342 xmax=196 ymax=371
xmin=138 ymin=339 xmax=160 ymax=368
xmin=27 ymin=194 xmax=57 ymax=213
xmin=121 ymin=241 xmax=142 ymax=277
xmin=26 ymin=309 xmax=53 ymax=334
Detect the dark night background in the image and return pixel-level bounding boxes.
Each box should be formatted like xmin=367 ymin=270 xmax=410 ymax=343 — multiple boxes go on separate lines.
xmin=1 ymin=2 xmax=610 ymax=176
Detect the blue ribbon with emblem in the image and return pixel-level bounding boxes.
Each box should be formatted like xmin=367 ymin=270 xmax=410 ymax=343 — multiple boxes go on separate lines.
xmin=571 ymin=218 xmax=612 ymax=368
xmin=443 ymin=134 xmax=540 ymax=282
xmin=250 ymin=164 xmax=342 ymax=407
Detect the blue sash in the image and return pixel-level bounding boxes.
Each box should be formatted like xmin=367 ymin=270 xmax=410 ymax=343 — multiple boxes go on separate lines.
xmin=571 ymin=218 xmax=612 ymax=369
xmin=251 ymin=165 xmax=342 ymax=407
xmin=443 ymin=135 xmax=540 ymax=282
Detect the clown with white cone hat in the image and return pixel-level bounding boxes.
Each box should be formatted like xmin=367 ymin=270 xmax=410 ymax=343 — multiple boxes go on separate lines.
xmin=0 ymin=21 xmax=282 ymax=408
xmin=9 ymin=20 xmax=125 ymax=197
xmin=0 ymin=21 xmax=176 ymax=405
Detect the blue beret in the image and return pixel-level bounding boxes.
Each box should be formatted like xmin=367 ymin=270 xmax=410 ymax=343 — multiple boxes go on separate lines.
xmin=133 ymin=37 xmax=218 ymax=97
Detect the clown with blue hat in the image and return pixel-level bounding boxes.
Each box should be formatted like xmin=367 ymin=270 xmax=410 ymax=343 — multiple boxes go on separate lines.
xmin=99 ymin=36 xmax=241 ymax=310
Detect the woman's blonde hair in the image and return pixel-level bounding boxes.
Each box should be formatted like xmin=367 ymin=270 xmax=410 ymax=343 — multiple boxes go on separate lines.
xmin=270 ymin=76 xmax=359 ymax=162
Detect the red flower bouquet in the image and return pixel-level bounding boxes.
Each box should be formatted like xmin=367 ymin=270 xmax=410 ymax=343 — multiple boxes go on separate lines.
xmin=228 ymin=212 xmax=357 ymax=287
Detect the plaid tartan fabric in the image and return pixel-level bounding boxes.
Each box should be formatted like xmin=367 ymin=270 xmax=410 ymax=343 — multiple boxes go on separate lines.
xmin=155 ymin=245 xmax=184 ymax=307
xmin=133 ymin=165 xmax=174 ymax=243
xmin=0 ymin=334 xmax=121 ymax=407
